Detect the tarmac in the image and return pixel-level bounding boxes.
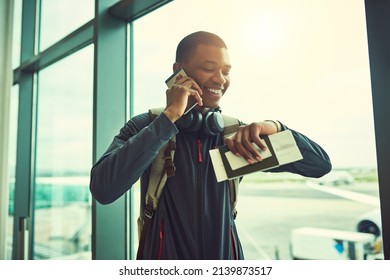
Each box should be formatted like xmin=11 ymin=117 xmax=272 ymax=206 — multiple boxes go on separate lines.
xmin=235 ymin=179 xmax=380 ymax=260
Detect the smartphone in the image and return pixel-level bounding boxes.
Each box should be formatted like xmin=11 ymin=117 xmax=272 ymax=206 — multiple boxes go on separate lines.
xmin=165 ymin=67 xmax=197 ymax=115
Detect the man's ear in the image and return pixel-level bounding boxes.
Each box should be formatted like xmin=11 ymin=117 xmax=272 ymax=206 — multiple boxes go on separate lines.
xmin=173 ymin=62 xmax=181 ymax=72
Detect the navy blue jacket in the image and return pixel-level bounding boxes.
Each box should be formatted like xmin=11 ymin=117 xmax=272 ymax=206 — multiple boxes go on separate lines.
xmin=89 ymin=112 xmax=331 ymax=259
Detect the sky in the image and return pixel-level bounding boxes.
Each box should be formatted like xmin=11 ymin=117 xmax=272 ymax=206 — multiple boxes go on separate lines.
xmin=9 ymin=0 xmax=378 ymax=174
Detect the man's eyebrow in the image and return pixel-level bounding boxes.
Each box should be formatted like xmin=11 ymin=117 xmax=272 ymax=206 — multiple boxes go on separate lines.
xmin=202 ymin=60 xmax=232 ymax=68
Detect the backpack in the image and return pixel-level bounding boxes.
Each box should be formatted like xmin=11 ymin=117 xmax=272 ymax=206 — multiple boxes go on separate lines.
xmin=136 ymin=108 xmax=241 ymax=259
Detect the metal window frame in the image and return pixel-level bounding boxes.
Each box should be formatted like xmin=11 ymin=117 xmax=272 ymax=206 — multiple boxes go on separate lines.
xmin=12 ymin=0 xmax=38 ymax=260
xmin=13 ymin=19 xmax=94 ymax=85
xmin=109 ymin=0 xmax=173 ymax=21
xmin=92 ymin=0 xmax=129 ymax=260
xmin=365 ymin=0 xmax=390 ymax=260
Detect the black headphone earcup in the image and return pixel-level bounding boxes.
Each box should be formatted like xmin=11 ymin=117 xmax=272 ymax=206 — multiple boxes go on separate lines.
xmin=203 ymin=111 xmax=224 ymax=136
xmin=175 ymin=110 xmax=203 ymax=133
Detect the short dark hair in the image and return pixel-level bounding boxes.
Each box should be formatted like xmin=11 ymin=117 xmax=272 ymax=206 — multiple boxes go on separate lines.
xmin=175 ymin=31 xmax=227 ymax=62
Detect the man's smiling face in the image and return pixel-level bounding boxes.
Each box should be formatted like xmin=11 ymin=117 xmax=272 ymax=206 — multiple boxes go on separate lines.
xmin=180 ymin=44 xmax=231 ymax=109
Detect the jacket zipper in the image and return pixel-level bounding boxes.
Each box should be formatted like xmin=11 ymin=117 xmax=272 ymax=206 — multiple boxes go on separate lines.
xmin=157 ymin=219 xmax=164 ymax=259
xmin=230 ymin=226 xmax=238 ymax=260
xmin=196 ymin=138 xmax=203 ymax=163
xmin=196 ymin=137 xmax=204 ymax=258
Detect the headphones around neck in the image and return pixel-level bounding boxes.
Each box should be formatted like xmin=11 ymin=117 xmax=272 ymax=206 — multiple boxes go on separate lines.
xmin=175 ymin=109 xmax=224 ymax=136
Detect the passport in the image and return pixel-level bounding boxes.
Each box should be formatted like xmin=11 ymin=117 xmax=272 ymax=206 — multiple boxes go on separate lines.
xmin=209 ymin=130 xmax=303 ymax=182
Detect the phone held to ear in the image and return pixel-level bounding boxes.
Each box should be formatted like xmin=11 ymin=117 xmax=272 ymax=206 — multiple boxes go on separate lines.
xmin=165 ymin=67 xmax=197 ymax=115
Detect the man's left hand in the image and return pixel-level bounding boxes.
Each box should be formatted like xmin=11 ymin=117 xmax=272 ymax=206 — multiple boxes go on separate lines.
xmin=225 ymin=121 xmax=279 ymax=164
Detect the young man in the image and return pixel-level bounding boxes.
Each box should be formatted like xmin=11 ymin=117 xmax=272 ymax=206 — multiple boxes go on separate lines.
xmin=89 ymin=31 xmax=331 ymax=259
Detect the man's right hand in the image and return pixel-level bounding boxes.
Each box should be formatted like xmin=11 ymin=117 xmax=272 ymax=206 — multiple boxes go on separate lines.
xmin=163 ymin=75 xmax=203 ymax=123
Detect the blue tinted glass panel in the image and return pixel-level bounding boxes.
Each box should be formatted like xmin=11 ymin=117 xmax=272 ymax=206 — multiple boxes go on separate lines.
xmin=39 ymin=0 xmax=94 ymax=51
xmin=33 ymin=45 xmax=93 ymax=259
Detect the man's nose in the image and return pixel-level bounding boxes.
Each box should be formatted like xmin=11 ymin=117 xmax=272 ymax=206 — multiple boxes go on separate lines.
xmin=213 ymin=71 xmax=226 ymax=85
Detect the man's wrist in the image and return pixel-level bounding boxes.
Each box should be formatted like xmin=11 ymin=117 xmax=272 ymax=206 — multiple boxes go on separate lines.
xmin=265 ymin=120 xmax=282 ymax=133
xmin=163 ymin=109 xmax=181 ymax=123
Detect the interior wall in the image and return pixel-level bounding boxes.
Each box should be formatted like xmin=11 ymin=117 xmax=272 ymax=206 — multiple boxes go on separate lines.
xmin=0 ymin=0 xmax=14 ymax=260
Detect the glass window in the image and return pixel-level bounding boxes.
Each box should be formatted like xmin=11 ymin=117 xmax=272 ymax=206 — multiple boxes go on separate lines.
xmin=33 ymin=45 xmax=93 ymax=259
xmin=39 ymin=0 xmax=94 ymax=51
xmin=12 ymin=0 xmax=22 ymax=69
xmin=132 ymin=0 xmax=381 ymax=259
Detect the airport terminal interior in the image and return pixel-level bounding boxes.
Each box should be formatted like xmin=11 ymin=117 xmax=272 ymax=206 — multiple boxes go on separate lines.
xmin=1 ymin=0 xmax=389 ymax=260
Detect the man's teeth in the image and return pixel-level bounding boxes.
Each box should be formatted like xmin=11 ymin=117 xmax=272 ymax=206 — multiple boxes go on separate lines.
xmin=207 ymin=88 xmax=222 ymax=94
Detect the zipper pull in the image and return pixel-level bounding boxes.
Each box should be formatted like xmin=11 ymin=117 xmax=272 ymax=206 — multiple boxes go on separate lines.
xmin=196 ymin=138 xmax=203 ymax=163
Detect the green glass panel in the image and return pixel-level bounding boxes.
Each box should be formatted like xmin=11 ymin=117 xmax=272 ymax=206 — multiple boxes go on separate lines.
xmin=33 ymin=45 xmax=93 ymax=259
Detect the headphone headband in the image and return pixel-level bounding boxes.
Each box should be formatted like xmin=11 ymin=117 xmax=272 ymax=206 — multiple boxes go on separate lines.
xmin=175 ymin=109 xmax=224 ymax=136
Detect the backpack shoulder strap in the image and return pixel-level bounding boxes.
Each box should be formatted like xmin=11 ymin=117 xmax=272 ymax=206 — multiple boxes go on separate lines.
xmin=146 ymin=107 xmax=176 ymax=206
xmin=228 ymin=178 xmax=240 ymax=219
xmin=147 ymin=107 xmax=177 ymax=206
xmin=148 ymin=107 xmax=165 ymax=122
xmin=222 ymin=114 xmax=241 ymax=138
xmin=221 ymin=114 xmax=241 ymax=219
xmin=137 ymin=107 xmax=176 ymax=259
